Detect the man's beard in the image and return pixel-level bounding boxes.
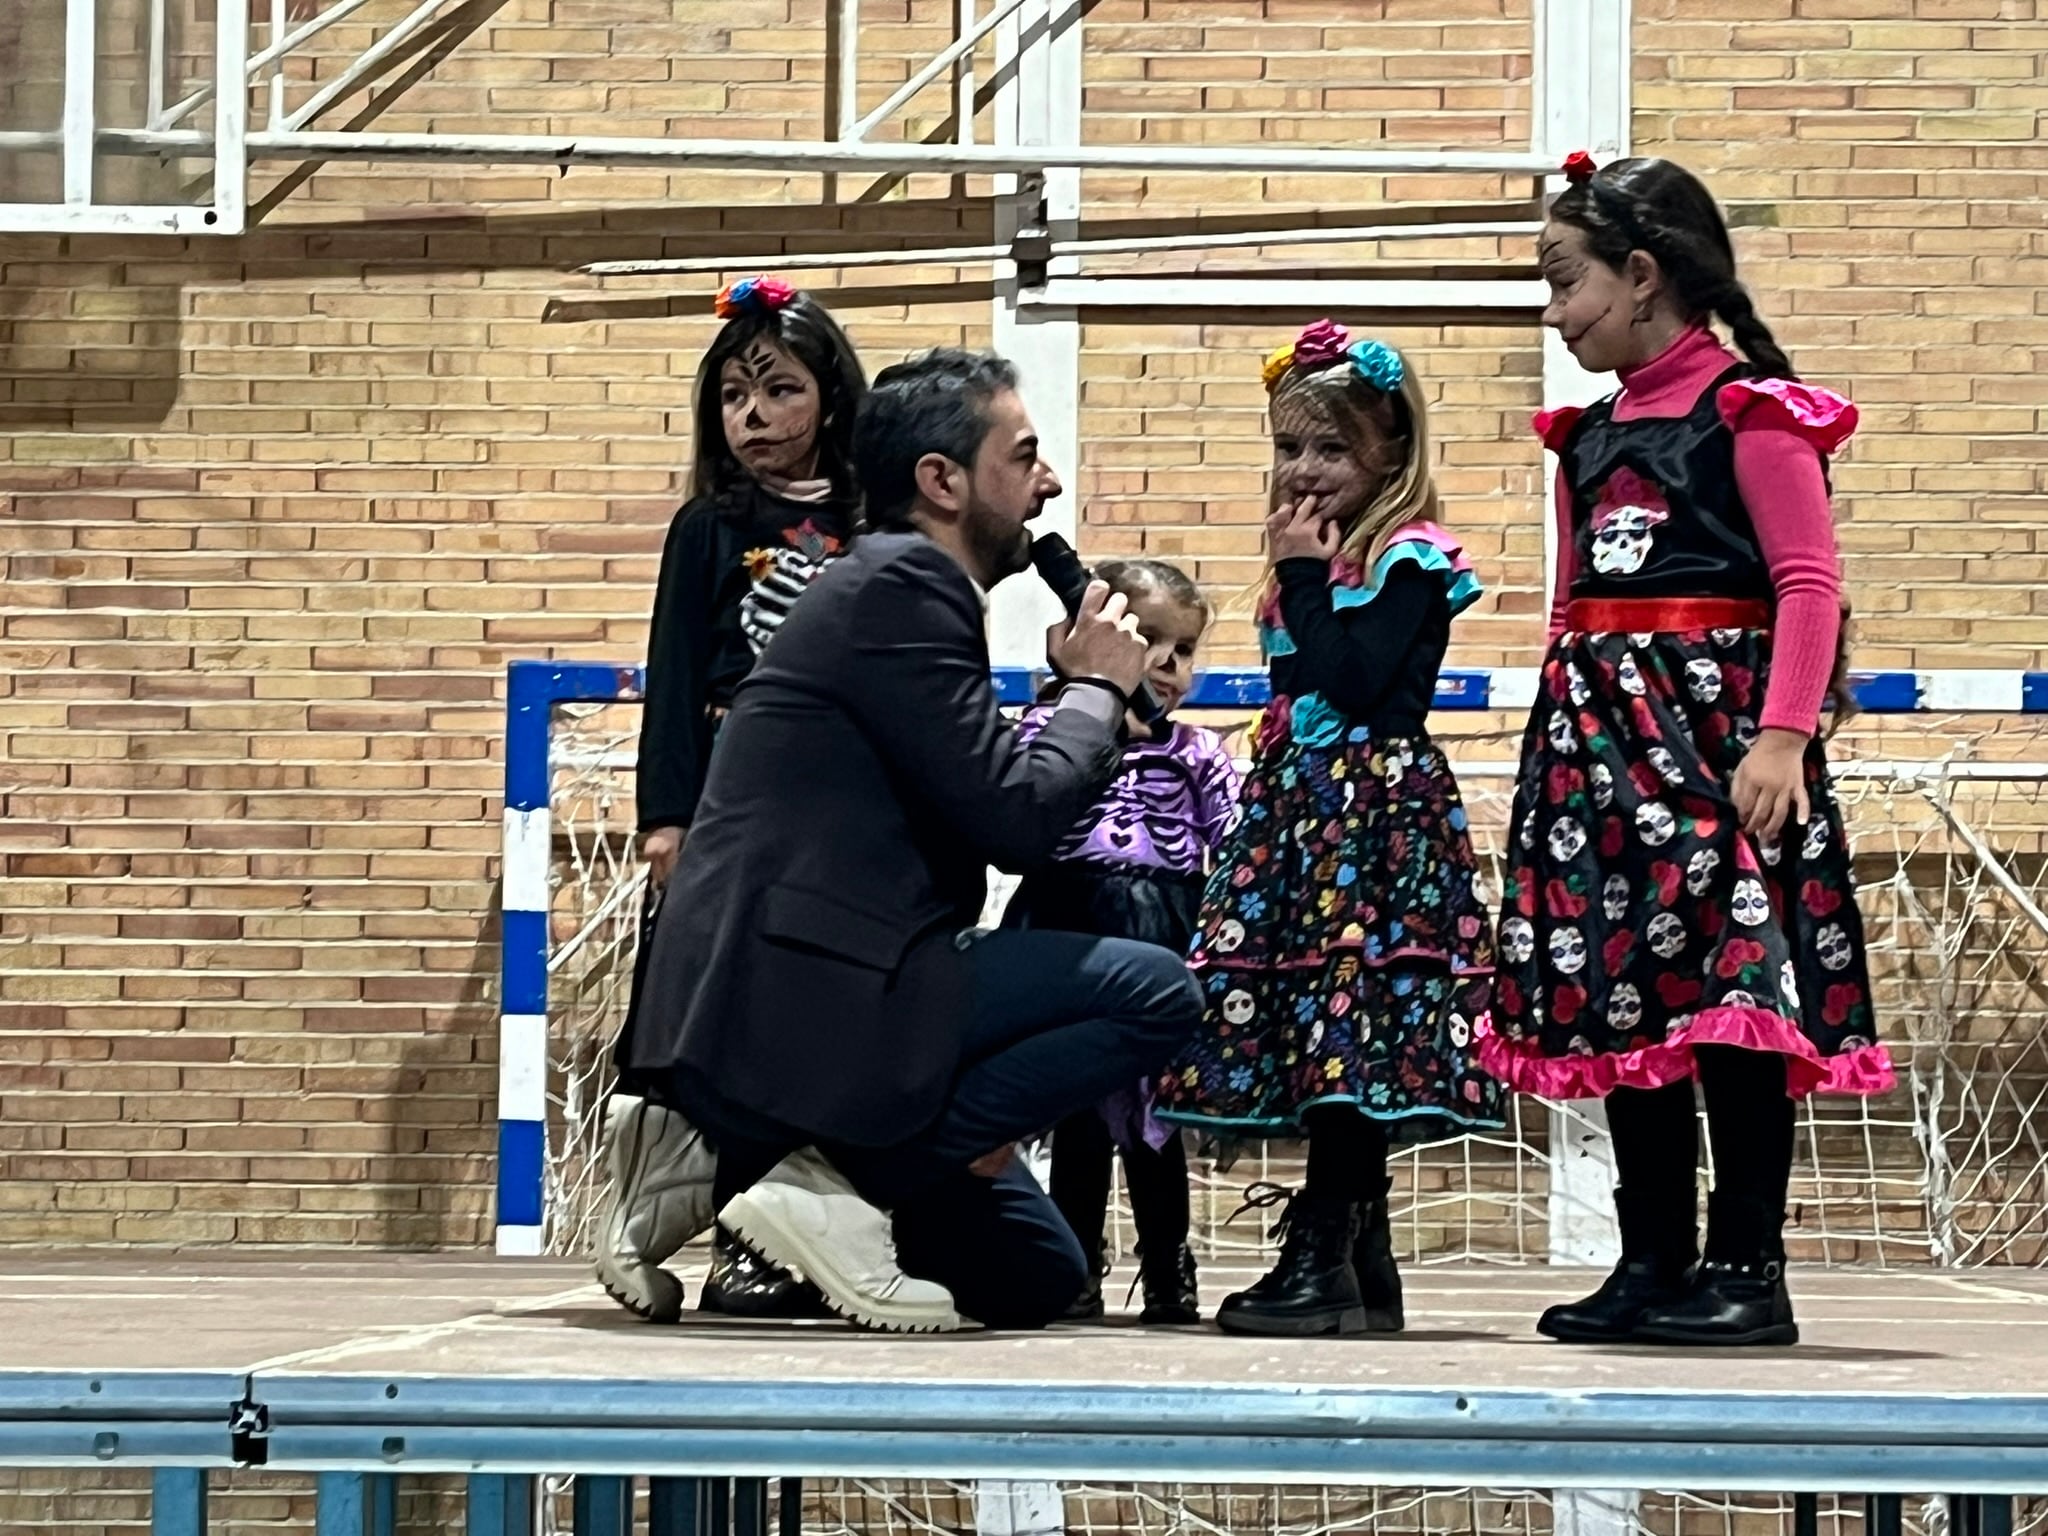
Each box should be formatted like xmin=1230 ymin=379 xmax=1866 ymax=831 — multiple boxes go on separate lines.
xmin=961 ymin=494 xmax=1034 ymax=585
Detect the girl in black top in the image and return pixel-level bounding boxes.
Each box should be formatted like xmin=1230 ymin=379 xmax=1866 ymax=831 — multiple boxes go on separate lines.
xmin=600 ymin=278 xmax=864 ymax=1323
xmin=1155 ymin=323 xmax=1503 ymax=1337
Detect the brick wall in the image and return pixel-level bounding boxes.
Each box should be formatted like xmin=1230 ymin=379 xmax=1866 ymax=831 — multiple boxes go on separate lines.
xmin=2 ymin=0 xmax=2045 ymax=1248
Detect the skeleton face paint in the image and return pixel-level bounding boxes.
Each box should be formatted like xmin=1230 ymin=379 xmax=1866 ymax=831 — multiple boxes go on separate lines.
xmin=720 ymin=341 xmax=823 ymax=482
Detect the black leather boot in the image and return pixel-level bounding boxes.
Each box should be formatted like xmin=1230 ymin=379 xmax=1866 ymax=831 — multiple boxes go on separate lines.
xmin=699 ymin=1224 xmax=833 ymax=1319
xmin=1353 ymin=1194 xmax=1405 ymax=1333
xmin=1137 ymin=1242 xmax=1200 ymax=1326
xmin=1633 ymin=1193 xmax=1798 ymax=1346
xmin=1216 ymin=1194 xmax=1367 ymax=1337
xmin=1537 ymin=1186 xmax=1698 ymax=1344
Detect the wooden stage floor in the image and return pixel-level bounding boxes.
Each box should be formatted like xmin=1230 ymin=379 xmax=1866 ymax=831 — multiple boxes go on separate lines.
xmin=3 ymin=1254 xmax=2046 ymax=1493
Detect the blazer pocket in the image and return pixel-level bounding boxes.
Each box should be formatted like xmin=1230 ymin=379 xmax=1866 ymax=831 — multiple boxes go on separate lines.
xmin=759 ymin=883 xmax=915 ymax=972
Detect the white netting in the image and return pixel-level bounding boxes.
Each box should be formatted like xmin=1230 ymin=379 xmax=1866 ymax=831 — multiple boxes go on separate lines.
xmin=528 ymin=703 xmax=2048 ymax=1536
xmin=535 ymin=706 xmax=2048 ymax=1273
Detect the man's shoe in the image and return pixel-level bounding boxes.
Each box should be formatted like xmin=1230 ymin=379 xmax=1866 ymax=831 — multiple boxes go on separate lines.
xmin=719 ymin=1149 xmax=962 ymax=1333
xmin=699 ymin=1224 xmax=834 ymax=1319
xmin=593 ymin=1094 xmax=717 ymax=1323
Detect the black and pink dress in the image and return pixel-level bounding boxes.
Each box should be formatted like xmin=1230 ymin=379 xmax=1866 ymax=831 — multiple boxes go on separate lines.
xmin=1480 ymin=331 xmax=1894 ymax=1101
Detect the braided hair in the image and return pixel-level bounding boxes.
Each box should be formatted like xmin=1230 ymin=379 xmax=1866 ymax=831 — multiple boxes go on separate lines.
xmin=1553 ymin=157 xmax=1857 ymax=729
xmin=1550 ymin=156 xmax=1796 ymax=381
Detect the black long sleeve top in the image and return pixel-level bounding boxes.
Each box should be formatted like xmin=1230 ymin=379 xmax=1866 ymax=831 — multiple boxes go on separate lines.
xmin=636 ymin=485 xmax=856 ymax=832
xmin=1267 ymin=556 xmax=1449 ymax=735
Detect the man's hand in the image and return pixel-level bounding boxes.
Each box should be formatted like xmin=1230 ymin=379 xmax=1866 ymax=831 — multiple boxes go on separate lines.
xmin=1266 ymin=493 xmax=1342 ymax=564
xmin=1045 ymin=578 xmax=1148 ymax=700
xmin=968 ymin=1145 xmax=1017 ymax=1178
xmin=641 ymin=825 xmax=685 ymax=887
xmin=1730 ymin=726 xmax=1811 ymax=841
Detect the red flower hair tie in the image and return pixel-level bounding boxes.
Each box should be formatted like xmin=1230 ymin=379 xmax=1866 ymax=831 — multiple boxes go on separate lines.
xmin=1561 ymin=150 xmax=1599 ymax=185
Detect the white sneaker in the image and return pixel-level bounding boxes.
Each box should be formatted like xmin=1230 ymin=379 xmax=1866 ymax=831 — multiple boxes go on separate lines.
xmin=719 ymin=1149 xmax=962 ymax=1333
xmin=593 ymin=1094 xmax=716 ymax=1323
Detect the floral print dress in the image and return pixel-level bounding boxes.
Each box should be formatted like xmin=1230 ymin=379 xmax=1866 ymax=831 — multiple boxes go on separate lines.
xmin=1156 ymin=524 xmax=1505 ymax=1139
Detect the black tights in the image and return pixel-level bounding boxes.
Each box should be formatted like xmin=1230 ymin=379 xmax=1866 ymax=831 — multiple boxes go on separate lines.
xmin=1301 ymin=1105 xmax=1391 ymax=1203
xmin=1607 ymin=1046 xmax=1795 ymax=1255
xmin=1049 ymin=1110 xmax=1189 ymax=1262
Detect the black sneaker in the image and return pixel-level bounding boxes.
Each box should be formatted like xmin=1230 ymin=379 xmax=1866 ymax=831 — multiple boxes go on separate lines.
xmin=698 ymin=1224 xmax=834 ymax=1320
xmin=1216 ymin=1191 xmax=1367 ymax=1337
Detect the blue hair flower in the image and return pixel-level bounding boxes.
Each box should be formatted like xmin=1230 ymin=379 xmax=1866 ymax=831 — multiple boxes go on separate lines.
xmin=1347 ymin=338 xmax=1405 ymax=393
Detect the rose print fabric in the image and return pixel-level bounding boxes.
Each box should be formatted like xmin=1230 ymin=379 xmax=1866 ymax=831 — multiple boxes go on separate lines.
xmin=1480 ymin=625 xmax=1894 ymax=1099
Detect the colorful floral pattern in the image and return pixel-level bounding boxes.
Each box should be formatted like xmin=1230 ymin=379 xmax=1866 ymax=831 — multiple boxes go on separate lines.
xmin=1482 ymin=626 xmax=1895 ymax=1099
xmin=1156 ymin=726 xmax=1504 ymax=1138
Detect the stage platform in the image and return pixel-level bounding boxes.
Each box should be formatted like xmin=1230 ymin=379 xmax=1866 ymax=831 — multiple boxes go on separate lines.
xmin=4 ymin=1255 xmax=2048 ymax=1498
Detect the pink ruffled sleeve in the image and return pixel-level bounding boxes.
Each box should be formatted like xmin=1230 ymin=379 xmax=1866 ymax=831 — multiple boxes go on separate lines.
xmin=1533 ymin=405 xmax=1584 ymax=453
xmin=1716 ymin=379 xmax=1859 ymax=455
xmin=1724 ymin=389 xmax=1849 ymax=735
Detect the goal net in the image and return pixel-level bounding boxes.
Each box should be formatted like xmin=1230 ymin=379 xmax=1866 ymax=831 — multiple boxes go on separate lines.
xmin=513 ymin=676 xmax=2048 ymax=1536
xmin=528 ymin=695 xmax=2048 ymax=1275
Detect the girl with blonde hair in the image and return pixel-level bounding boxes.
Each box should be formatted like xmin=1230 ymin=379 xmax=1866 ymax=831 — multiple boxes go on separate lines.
xmin=1156 ymin=321 xmax=1502 ymax=1337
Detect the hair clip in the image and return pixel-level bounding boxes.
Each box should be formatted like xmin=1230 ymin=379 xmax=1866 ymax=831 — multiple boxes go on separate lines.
xmin=1561 ymin=150 xmax=1599 ymax=185
xmin=1346 ymin=338 xmax=1405 ymax=393
xmin=714 ymin=276 xmax=799 ymax=318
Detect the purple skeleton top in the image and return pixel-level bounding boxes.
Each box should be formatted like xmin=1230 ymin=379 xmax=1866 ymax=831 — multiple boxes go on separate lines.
xmin=1017 ymin=707 xmax=1243 ymax=875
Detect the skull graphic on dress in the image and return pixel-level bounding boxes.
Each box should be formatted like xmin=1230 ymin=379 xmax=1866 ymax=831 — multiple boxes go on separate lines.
xmin=1549 ymin=927 xmax=1588 ymax=975
xmin=1602 ymin=873 xmax=1631 ymax=922
xmin=1500 ymin=916 xmax=1536 ymax=965
xmin=1221 ymin=989 xmax=1256 ymax=1025
xmin=1731 ymin=878 xmax=1771 ymax=927
xmin=1816 ymin=922 xmax=1853 ymax=971
xmin=1686 ymin=658 xmax=1723 ymax=702
xmin=1587 ymin=469 xmax=1672 ymax=577
xmin=1647 ymin=912 xmax=1687 ymax=958
xmin=1607 ymin=983 xmax=1644 ymax=1030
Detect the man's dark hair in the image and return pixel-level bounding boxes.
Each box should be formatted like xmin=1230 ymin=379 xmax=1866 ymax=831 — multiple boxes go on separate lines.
xmin=853 ymin=348 xmax=1020 ymax=530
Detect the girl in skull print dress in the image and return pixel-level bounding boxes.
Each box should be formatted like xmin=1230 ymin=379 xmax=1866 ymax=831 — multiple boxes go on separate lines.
xmin=1484 ymin=154 xmax=1894 ymax=1350
xmin=1154 ymin=322 xmax=1503 ymax=1339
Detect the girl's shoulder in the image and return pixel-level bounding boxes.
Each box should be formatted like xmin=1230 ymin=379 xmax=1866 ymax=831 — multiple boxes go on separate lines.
xmin=1713 ymin=377 xmax=1859 ymax=455
xmin=1331 ymin=521 xmax=1484 ymax=619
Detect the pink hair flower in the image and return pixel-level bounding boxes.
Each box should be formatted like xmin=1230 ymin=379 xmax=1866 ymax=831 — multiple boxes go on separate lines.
xmin=1290 ymin=318 xmax=1352 ymax=371
xmin=715 ymin=276 xmax=799 ymax=318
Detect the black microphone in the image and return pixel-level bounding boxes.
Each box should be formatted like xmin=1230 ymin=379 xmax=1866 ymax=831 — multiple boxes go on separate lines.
xmin=1030 ymin=533 xmax=1166 ymax=726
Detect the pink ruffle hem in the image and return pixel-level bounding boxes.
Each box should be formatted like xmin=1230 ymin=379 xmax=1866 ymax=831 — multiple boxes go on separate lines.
xmin=1475 ymin=1005 xmax=1897 ymax=1101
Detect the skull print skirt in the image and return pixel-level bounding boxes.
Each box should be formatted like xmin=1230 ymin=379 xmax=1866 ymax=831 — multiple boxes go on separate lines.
xmin=1154 ymin=717 xmax=1504 ymax=1140
xmin=1480 ymin=625 xmax=1896 ymax=1100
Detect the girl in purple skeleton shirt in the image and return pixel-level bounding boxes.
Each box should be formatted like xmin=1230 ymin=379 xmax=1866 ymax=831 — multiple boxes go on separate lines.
xmin=1002 ymin=559 xmax=1241 ymax=1325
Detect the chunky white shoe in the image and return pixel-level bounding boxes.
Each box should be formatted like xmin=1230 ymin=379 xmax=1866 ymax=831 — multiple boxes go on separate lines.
xmin=719 ymin=1149 xmax=962 ymax=1333
xmin=593 ymin=1094 xmax=716 ymax=1323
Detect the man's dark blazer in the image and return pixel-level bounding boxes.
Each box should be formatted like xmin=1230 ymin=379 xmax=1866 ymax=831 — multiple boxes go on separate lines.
xmin=628 ymin=530 xmax=1127 ymax=1146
